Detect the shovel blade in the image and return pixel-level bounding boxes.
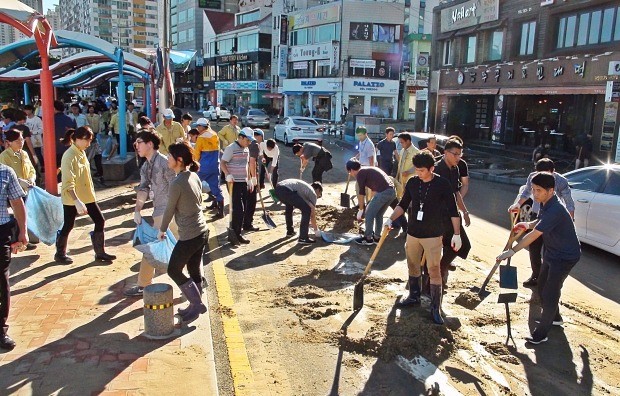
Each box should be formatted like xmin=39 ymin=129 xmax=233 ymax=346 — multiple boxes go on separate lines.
xmin=340 ymin=193 xmax=350 ymax=208
xmin=353 ymin=280 xmax=364 ymax=311
xmin=262 ymin=213 xmax=277 ymax=229
xmin=499 ymin=265 xmax=518 ymax=289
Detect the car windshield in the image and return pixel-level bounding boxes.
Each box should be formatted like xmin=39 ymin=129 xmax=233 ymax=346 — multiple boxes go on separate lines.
xmin=249 ymin=110 xmax=266 ymax=116
xmin=293 ymin=119 xmax=318 ymax=126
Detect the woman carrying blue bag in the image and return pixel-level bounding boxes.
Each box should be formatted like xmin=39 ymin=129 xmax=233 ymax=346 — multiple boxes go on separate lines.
xmin=158 ymin=142 xmax=209 ymax=323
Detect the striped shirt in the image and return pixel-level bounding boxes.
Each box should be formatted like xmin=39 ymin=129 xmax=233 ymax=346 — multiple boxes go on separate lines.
xmin=0 ymin=164 xmax=26 ymax=225
xmin=221 ymin=141 xmax=249 ymax=182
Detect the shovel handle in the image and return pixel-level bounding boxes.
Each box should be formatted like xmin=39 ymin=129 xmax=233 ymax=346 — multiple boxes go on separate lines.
xmin=257 ymin=187 xmax=267 ymax=213
xmin=344 ymin=173 xmax=351 ymax=194
xmin=361 ymin=226 xmax=390 ymax=277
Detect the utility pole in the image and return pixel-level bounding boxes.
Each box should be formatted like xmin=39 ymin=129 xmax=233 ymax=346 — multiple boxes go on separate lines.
xmin=158 ymin=0 xmax=171 ymax=120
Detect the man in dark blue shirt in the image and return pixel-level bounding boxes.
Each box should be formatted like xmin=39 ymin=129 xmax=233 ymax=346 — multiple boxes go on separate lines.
xmin=375 ymin=127 xmax=398 ymax=176
xmin=54 ymin=100 xmax=77 ymax=167
xmin=497 ymin=172 xmax=581 ymax=345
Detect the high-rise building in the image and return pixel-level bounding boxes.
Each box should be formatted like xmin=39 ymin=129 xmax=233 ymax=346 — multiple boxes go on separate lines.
xmin=0 ymin=0 xmax=43 ymax=45
xmin=58 ymin=0 xmax=159 ymax=53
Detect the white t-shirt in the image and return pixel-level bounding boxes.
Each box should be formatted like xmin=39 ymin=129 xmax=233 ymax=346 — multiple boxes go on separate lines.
xmin=25 ymin=115 xmax=44 ymax=148
xmin=260 ymin=142 xmax=280 ymax=167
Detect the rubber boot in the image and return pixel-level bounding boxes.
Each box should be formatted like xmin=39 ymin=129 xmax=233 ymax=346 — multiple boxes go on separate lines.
xmin=214 ymin=200 xmax=224 ymax=219
xmin=178 ymin=279 xmax=204 ymax=316
xmin=90 ymin=231 xmax=116 ymax=262
xmin=397 ymin=276 xmax=421 ymax=307
xmin=54 ymin=231 xmax=73 ymax=263
xmin=179 ymin=280 xmax=207 ymax=323
xmin=430 ymin=285 xmax=444 ymax=325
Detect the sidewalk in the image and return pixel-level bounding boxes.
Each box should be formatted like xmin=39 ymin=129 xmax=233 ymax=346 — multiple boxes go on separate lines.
xmin=0 ymin=184 xmax=219 ymax=395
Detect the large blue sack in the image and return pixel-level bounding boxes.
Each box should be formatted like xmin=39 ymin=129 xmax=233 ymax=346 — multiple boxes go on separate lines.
xmin=133 ymin=222 xmax=177 ymax=271
xmin=25 ymin=186 xmax=64 ymax=245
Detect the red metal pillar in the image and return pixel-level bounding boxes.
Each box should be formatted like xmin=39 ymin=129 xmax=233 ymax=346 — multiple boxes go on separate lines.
xmin=39 ymin=53 xmax=58 ymax=194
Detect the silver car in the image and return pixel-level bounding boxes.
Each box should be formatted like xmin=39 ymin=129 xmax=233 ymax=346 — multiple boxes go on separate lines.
xmin=274 ymin=116 xmax=325 ymax=146
xmin=241 ymin=109 xmax=270 ymax=128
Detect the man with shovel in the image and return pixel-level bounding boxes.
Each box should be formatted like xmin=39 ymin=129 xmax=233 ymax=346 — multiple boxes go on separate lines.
xmin=273 ymin=180 xmax=323 ymax=245
xmin=384 ymin=151 xmax=461 ymax=325
xmin=293 ymin=142 xmax=332 ymax=183
xmin=497 ymin=172 xmax=580 ymax=345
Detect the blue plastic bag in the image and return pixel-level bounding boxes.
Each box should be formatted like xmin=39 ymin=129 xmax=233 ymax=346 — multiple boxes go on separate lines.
xmin=133 ymin=222 xmax=177 ymax=271
xmin=25 ymin=186 xmax=64 ymax=245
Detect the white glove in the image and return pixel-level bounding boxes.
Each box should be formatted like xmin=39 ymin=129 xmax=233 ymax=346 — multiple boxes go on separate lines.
xmin=75 ymin=199 xmax=88 ymax=215
xmin=497 ymin=249 xmax=516 ymax=261
xmin=356 ymin=209 xmax=364 ymax=221
xmin=247 ymin=177 xmax=255 ymax=191
xmin=314 ymin=228 xmax=321 ymax=238
xmin=108 ymin=131 xmax=113 ymax=136
xmin=383 ymin=218 xmax=393 ymax=229
xmin=225 ymin=174 xmax=234 ymax=183
xmin=18 ymin=178 xmax=33 ymax=190
xmin=157 ymin=231 xmax=166 ymax=241
xmin=133 ymin=211 xmax=142 ymax=225
xmin=508 ymin=203 xmax=520 ymax=213
xmin=451 ymin=234 xmax=462 ymax=252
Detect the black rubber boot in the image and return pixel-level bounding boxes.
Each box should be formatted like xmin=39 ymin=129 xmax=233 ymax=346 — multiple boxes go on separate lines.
xmin=430 ymin=285 xmax=444 ymax=325
xmin=90 ymin=231 xmax=116 ymax=262
xmin=397 ymin=276 xmax=421 ymax=307
xmin=213 ymin=200 xmax=224 ymax=219
xmin=54 ymin=231 xmax=73 ymax=263
xmin=179 ymin=280 xmax=207 ymax=323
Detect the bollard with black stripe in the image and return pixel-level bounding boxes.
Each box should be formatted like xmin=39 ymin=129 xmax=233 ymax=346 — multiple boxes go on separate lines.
xmin=143 ymin=283 xmax=176 ymax=339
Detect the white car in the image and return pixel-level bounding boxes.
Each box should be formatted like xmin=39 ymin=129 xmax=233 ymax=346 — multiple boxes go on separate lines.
xmin=274 ymin=116 xmax=325 ymax=146
xmin=564 ymin=165 xmax=620 ymax=256
xmin=203 ymin=105 xmax=231 ymax=121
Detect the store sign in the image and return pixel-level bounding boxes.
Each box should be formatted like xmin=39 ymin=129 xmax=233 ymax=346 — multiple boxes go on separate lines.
xmin=217 ymin=53 xmax=249 ymax=63
xmin=350 ymin=22 xmax=372 ymax=41
xmin=317 ymin=59 xmax=331 ymax=67
xmin=198 ymin=0 xmax=222 ymax=9
xmin=278 ymin=45 xmax=288 ymax=78
xmin=344 ymin=79 xmax=399 ymax=94
xmin=293 ymin=61 xmax=308 ymax=70
xmin=282 ymin=78 xmax=341 ymax=92
xmin=605 ymin=81 xmax=620 ymax=103
xmin=417 ymin=89 xmax=428 ymax=101
xmin=289 ymin=43 xmax=331 ymax=62
xmin=289 ymin=4 xmax=340 ymax=30
xmin=330 ymin=41 xmax=340 ymax=73
xmin=350 ymin=59 xmax=376 ymax=69
xmin=609 ymin=61 xmax=620 ymax=76
xmin=406 ymin=76 xmax=428 ymax=87
xmin=215 ymin=80 xmax=270 ymax=90
xmin=257 ymin=80 xmax=271 ymax=90
xmin=540 ymin=0 xmax=554 ymax=6
xmin=280 ymin=15 xmax=288 ymax=45
xmin=349 ymin=23 xmax=398 ymax=43
xmin=440 ymin=0 xmax=499 ymax=33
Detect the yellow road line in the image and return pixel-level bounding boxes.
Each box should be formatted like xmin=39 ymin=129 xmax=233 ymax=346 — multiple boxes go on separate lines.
xmin=208 ymin=223 xmax=255 ymax=395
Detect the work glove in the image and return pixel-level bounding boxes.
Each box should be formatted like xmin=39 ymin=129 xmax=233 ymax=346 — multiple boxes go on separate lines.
xmin=75 ymin=199 xmax=88 ymax=215
xmin=508 ymin=203 xmax=520 ymax=213
xmin=356 ymin=209 xmax=364 ymax=221
xmin=383 ymin=218 xmax=393 ymax=229
xmin=225 ymin=174 xmax=234 ymax=183
xmin=133 ymin=211 xmax=142 ymax=225
xmin=513 ymin=222 xmax=528 ymax=233
xmin=496 ymin=249 xmax=516 ymax=262
xmin=157 ymin=231 xmax=166 ymax=241
xmin=247 ymin=178 xmax=255 ymax=192
xmin=250 ymin=176 xmax=258 ymax=189
xmin=314 ymin=228 xmax=321 ymax=238
xmin=108 ymin=131 xmax=113 ymax=136
xmin=451 ymin=234 xmax=462 ymax=252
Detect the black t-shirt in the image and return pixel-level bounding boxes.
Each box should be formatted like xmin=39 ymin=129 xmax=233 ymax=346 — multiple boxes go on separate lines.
xmin=376 ymin=139 xmax=396 ymax=163
xmin=398 ymin=175 xmax=458 ymax=238
xmin=434 ymin=158 xmax=460 ymax=194
xmin=13 ymin=124 xmax=31 ymax=138
xmin=356 ymin=167 xmax=394 ymax=194
xmin=458 ymin=158 xmax=469 ymax=178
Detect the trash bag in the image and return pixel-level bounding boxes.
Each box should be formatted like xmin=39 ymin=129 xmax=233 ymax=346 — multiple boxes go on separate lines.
xmin=24 ymin=186 xmax=64 ymax=245
xmin=133 ymin=222 xmax=177 ymax=271
xmin=101 ymin=135 xmax=115 ymax=158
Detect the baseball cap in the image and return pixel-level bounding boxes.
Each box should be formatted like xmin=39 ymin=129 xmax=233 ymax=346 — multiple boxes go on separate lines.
xmin=239 ymin=127 xmax=256 ymax=141
xmin=195 ymin=118 xmax=210 ymax=127
xmin=253 ymin=128 xmax=264 ymax=137
xmin=355 ymin=125 xmax=367 ymax=134
xmin=163 ymin=108 xmax=174 ymax=119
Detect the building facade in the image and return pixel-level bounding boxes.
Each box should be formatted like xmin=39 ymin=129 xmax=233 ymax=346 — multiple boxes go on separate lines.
xmin=430 ymin=0 xmax=620 ymax=162
xmin=0 ymin=0 xmax=42 ymax=45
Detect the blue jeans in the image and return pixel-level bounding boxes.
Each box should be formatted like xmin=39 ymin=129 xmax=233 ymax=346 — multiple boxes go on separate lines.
xmin=364 ymin=188 xmax=396 ymax=239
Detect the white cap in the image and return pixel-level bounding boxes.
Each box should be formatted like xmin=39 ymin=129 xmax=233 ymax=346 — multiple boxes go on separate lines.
xmin=163 ymin=108 xmax=174 ymax=119
xmin=195 ymin=118 xmax=210 ymax=127
xmin=239 ymin=127 xmax=256 ymax=141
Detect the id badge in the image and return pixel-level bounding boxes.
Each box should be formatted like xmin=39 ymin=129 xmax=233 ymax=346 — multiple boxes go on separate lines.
xmin=416 ymin=211 xmax=424 ymax=221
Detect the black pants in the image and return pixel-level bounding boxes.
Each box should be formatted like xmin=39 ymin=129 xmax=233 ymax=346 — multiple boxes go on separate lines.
xmin=440 ymin=216 xmax=471 ymax=273
xmin=275 ymin=185 xmax=311 ymax=239
xmin=259 ymin=157 xmax=278 ymax=189
xmin=532 ymin=255 xmax=578 ymax=339
xmin=312 ymin=162 xmax=327 ymax=183
xmin=244 ymin=185 xmax=257 ymax=229
xmin=60 ymin=202 xmax=105 ymax=236
xmin=167 ymin=231 xmax=208 ymax=286
xmin=529 ymin=235 xmax=544 ymax=278
xmin=0 ymin=220 xmax=14 ymax=335
xmin=231 ymin=181 xmax=249 ymax=235
xmin=379 ymin=160 xmax=393 ymax=176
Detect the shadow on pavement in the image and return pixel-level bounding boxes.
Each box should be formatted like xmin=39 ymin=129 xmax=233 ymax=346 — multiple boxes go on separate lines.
xmin=225 ymin=236 xmax=315 ymax=271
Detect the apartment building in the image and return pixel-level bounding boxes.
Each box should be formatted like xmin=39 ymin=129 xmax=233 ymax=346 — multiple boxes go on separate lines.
xmin=0 ymin=0 xmax=42 ymax=46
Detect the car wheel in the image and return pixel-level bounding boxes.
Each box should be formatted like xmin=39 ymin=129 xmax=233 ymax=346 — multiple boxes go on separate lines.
xmin=519 ymin=198 xmax=534 ymax=222
xmin=284 ymin=134 xmax=290 ymax=146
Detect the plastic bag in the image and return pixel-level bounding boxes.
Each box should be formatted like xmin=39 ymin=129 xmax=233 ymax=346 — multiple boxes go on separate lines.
xmin=133 ymin=222 xmax=177 ymax=271
xmin=25 ymin=186 xmax=64 ymax=245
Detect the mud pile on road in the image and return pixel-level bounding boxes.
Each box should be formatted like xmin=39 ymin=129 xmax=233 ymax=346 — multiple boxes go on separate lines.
xmin=316 ymin=205 xmax=357 ymax=233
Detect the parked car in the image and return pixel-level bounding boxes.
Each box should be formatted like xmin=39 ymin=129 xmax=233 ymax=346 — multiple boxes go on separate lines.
xmin=241 ymin=108 xmax=270 ymax=128
xmin=518 ymin=164 xmax=620 ymax=256
xmin=274 ymin=116 xmax=325 ymax=146
xmin=203 ymin=105 xmax=231 ymax=121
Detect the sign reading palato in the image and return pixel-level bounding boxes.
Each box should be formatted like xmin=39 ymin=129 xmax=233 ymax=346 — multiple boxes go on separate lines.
xmin=440 ymin=0 xmax=499 ymax=33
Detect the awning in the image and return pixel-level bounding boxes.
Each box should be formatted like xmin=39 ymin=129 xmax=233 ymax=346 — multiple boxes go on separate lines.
xmin=500 ymin=86 xmax=606 ymax=95
xmin=263 ymin=93 xmax=283 ymax=98
xmin=439 ymin=88 xmax=499 ymax=95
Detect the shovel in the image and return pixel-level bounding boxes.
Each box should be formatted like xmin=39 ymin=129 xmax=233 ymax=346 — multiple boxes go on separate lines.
xmin=499 ymin=256 xmax=518 ymax=289
xmin=257 ymin=187 xmax=276 ymax=229
xmin=262 ymin=163 xmax=279 ymax=203
xmin=227 ymin=182 xmax=240 ymax=246
xmin=340 ymin=174 xmax=351 ymax=208
xmin=353 ymin=226 xmax=390 ymax=311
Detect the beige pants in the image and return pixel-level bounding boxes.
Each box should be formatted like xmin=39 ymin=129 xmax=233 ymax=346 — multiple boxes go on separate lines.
xmin=136 ymin=215 xmax=180 ymax=287
xmin=405 ymin=235 xmax=443 ymax=285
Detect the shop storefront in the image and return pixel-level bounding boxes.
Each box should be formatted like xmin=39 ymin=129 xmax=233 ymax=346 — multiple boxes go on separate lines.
xmin=282 ymin=78 xmax=341 ymax=119
xmin=343 ymin=78 xmax=399 ymax=119
xmin=214 ymin=80 xmax=272 ymax=114
xmin=433 ymin=55 xmax=620 ymax=158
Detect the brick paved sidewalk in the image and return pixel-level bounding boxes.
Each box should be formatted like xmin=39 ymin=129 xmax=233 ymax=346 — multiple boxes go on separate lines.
xmin=0 ymin=185 xmax=218 ymax=395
